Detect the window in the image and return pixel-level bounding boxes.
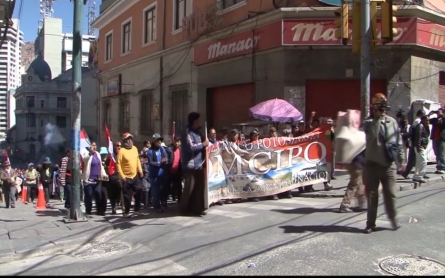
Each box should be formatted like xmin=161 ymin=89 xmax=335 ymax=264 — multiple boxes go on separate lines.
xmin=119 ymin=97 xmax=131 ymax=131
xmin=105 ymin=33 xmax=113 ymax=61
xmin=57 ymin=97 xmax=67 ymax=109
xmin=143 ymin=6 xmax=156 ymax=44
xmin=56 ymin=116 xmax=67 ymax=128
xmin=40 ymin=100 xmax=44 ymax=108
xmin=26 ymin=96 xmax=35 ymax=108
xmin=174 ymin=0 xmax=192 ymax=30
xmin=102 ymin=100 xmax=111 ymax=129
xmin=122 ymin=21 xmax=132 ymax=54
xmin=171 ymin=88 xmax=189 ymax=134
xmin=219 ymin=0 xmax=245 ymax=9
xmin=140 ymin=90 xmax=153 ymax=133
xmin=25 ymin=113 xmax=36 ymax=127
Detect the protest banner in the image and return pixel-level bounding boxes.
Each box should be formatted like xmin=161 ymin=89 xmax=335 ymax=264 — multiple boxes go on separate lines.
xmin=206 ymin=124 xmax=333 ymax=203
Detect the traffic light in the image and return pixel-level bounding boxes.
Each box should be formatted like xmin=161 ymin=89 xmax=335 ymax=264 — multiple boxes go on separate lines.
xmin=334 ymin=3 xmax=349 ymax=45
xmin=352 ymin=2 xmax=361 ymax=54
xmin=381 ymin=0 xmax=398 ymax=43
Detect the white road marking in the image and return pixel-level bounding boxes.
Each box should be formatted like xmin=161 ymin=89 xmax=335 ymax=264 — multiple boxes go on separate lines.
xmin=226 ymin=203 xmax=283 ymax=211
xmin=97 ymin=259 xmax=187 ymax=275
xmin=206 ymin=209 xmax=254 ymax=219
xmin=275 ymin=198 xmax=330 ymax=206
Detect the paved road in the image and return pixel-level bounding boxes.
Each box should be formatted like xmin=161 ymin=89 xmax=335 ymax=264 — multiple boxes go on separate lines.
xmin=0 ymin=182 xmax=444 ymax=276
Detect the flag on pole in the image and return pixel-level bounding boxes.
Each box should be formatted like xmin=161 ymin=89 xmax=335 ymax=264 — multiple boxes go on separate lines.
xmin=104 ymin=124 xmax=116 ymax=175
xmin=79 ymin=129 xmax=91 ymax=171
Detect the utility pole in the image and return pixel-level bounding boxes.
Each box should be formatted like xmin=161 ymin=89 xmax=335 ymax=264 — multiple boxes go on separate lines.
xmin=65 ymin=0 xmax=87 ymax=222
xmin=360 ymin=0 xmax=371 ymax=120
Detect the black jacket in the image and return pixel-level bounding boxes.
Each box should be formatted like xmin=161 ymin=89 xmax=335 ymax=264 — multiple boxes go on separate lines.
xmin=39 ymin=166 xmax=53 ymax=185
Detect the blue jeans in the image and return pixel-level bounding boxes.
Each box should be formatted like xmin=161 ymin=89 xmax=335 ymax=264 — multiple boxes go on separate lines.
xmin=432 ymin=140 xmax=445 ymax=170
xmin=150 ymin=177 xmax=162 ymax=209
xmin=84 ymin=181 xmax=102 ymax=213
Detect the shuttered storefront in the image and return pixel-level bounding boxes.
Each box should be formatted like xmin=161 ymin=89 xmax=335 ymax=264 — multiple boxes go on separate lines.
xmin=439 ymin=71 xmax=445 ymax=106
xmin=305 ymin=79 xmax=387 ymax=120
xmin=209 ymin=83 xmax=254 ymax=131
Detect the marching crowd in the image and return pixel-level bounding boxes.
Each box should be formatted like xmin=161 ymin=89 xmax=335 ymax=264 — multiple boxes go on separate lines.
xmin=1 ymin=103 xmax=444 ymax=234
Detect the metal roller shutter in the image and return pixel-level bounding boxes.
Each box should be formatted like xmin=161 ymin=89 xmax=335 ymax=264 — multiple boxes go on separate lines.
xmin=209 ymin=83 xmax=254 ymax=132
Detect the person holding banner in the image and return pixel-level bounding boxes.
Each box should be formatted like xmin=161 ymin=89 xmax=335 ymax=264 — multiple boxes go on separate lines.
xmin=362 ymin=93 xmax=404 ymax=234
xmin=180 ymin=112 xmax=208 ymax=216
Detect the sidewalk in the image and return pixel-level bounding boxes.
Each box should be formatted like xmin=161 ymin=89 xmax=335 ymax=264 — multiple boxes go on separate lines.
xmin=293 ymin=165 xmax=444 ymax=198
xmin=0 ymin=200 xmax=113 ymax=263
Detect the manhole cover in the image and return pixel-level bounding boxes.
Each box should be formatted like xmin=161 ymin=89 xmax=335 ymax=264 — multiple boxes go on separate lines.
xmin=379 ymin=255 xmax=445 ymax=276
xmin=72 ymin=242 xmax=131 ymax=259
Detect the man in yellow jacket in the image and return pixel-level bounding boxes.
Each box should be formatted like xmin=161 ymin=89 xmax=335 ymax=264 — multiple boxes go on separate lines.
xmin=117 ymin=132 xmax=143 ymax=217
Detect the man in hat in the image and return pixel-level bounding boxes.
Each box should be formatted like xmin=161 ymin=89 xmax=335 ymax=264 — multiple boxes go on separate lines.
xmin=147 ymin=133 xmax=168 ymax=213
xmin=0 ymin=159 xmax=18 ymax=208
xmin=117 ymin=132 xmax=144 ymax=217
xmin=180 ymin=112 xmax=209 ymax=216
xmin=39 ymin=157 xmax=53 ymax=207
xmin=24 ymin=163 xmax=38 ymax=204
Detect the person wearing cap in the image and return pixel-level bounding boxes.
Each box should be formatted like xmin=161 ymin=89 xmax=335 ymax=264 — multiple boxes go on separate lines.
xmin=24 ymin=163 xmax=38 ymax=204
xmin=180 ymin=112 xmax=209 ymax=216
xmin=81 ymin=142 xmax=108 ymax=215
xmin=147 ymin=134 xmax=168 ymax=212
xmin=1 ymin=159 xmax=18 ymax=208
xmin=39 ymin=157 xmax=53 ymax=207
xmin=117 ymin=132 xmax=144 ymax=216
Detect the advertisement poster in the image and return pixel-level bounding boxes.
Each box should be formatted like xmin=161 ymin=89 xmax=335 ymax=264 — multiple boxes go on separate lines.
xmin=207 ymin=125 xmax=333 ymax=203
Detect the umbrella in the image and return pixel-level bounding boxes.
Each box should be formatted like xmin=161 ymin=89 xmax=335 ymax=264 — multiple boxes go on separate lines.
xmin=249 ymin=98 xmax=303 ymax=122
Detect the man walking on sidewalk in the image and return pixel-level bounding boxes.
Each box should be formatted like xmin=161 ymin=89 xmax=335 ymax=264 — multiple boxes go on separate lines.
xmin=1 ymin=160 xmax=18 ymax=208
xmin=362 ymin=93 xmax=404 ymax=234
xmin=412 ymin=116 xmax=430 ymax=183
xmin=428 ymin=109 xmax=445 ymax=174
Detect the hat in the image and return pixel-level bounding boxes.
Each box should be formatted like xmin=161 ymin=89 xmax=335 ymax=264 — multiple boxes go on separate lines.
xmin=231 ymin=129 xmax=240 ymax=134
xmin=122 ymin=132 xmax=133 ymax=140
xmin=174 ymin=136 xmax=181 ymax=141
xmin=282 ymin=129 xmax=291 ymax=135
xmin=152 ymin=133 xmax=163 ymax=142
xmin=42 ymin=157 xmax=51 ymax=164
xmin=99 ymin=147 xmax=108 ymax=155
xmin=4 ymin=159 xmax=10 ymax=165
xmin=28 ymin=163 xmax=34 ymax=168
xmin=326 ymin=118 xmax=334 ymax=124
xmin=298 ymin=120 xmax=305 ymax=125
xmin=269 ymin=127 xmax=277 ymax=132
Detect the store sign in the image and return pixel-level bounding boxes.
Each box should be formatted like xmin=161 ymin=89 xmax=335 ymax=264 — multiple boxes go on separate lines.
xmin=107 ymin=74 xmax=121 ymax=96
xmin=194 ymin=21 xmax=282 ymax=66
xmin=282 ymin=18 xmax=417 ymax=45
xmin=417 ymin=19 xmax=445 ymax=50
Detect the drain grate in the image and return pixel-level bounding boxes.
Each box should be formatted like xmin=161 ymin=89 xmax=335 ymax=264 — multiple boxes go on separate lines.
xmin=379 ymin=255 xmax=445 ymax=276
xmin=71 ymin=242 xmax=131 ymax=259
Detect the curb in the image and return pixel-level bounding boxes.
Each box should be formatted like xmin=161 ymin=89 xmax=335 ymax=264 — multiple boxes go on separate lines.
xmin=399 ymin=176 xmax=444 ymax=191
xmin=296 ymin=175 xmax=444 ymax=198
xmin=0 ymin=223 xmax=114 ymax=264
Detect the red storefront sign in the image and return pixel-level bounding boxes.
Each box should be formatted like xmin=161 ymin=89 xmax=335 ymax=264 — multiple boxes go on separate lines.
xmin=417 ymin=19 xmax=445 ymax=51
xmin=193 ymin=21 xmax=282 ymax=66
xmin=282 ymin=17 xmax=417 ymax=45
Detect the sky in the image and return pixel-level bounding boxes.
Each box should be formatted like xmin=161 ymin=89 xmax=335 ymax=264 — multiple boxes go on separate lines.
xmin=13 ymin=0 xmax=97 ymax=42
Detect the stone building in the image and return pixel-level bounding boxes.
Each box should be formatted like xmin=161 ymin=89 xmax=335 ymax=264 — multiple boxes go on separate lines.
xmin=9 ymin=55 xmax=71 ymax=162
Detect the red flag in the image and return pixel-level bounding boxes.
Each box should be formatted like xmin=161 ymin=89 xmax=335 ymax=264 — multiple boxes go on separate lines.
xmin=104 ymin=124 xmax=116 ymax=175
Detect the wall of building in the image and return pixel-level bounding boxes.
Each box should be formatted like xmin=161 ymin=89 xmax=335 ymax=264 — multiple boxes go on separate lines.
xmin=39 ymin=18 xmax=63 ymax=77
xmin=197 ymin=49 xmax=285 ymax=123
xmin=409 ymin=50 xmax=445 ymax=104
xmin=99 ymin=43 xmax=196 ymax=145
xmin=81 ymin=69 xmax=99 ymax=141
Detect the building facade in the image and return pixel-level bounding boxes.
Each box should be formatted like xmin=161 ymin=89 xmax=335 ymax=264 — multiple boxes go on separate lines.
xmin=93 ymin=0 xmax=445 ymax=145
xmin=34 ymin=18 xmax=96 ymax=77
xmin=0 ymin=18 xmax=23 ymax=134
xmin=11 ymin=56 xmax=71 ymax=161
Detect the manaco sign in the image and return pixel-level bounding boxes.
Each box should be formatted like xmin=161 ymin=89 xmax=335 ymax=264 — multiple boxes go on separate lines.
xmin=282 ymin=17 xmax=417 ymax=45
xmin=416 ymin=19 xmax=445 ymax=50
xmin=193 ymin=21 xmax=282 ymax=66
